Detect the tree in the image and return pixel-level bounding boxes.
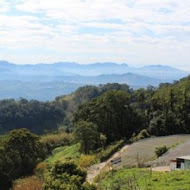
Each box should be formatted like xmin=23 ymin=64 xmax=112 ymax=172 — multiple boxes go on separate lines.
xmin=100 ymin=133 xmax=107 ymax=149
xmin=52 ymin=161 xmax=86 ymax=183
xmin=74 ymin=90 xmax=141 ymax=143
xmin=74 ymin=121 xmax=99 ymax=154
xmin=4 ymin=128 xmax=44 ymax=179
xmin=44 ymin=162 xmax=97 ymax=190
xmin=0 ymin=148 xmax=13 ymax=190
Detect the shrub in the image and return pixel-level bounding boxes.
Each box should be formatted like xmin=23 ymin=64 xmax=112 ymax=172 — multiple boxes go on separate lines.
xmin=155 ymin=145 xmax=169 ymax=157
xmin=35 ymin=162 xmax=47 ymax=178
xmin=41 ymin=132 xmax=74 ymax=155
xmin=100 ymin=134 xmax=107 ymax=149
xmin=98 ymin=140 xmax=125 ymax=162
xmin=12 ymin=176 xmax=43 ymax=190
xmin=79 ymin=154 xmax=96 ymax=168
xmin=130 ymin=129 xmax=150 ymax=143
xmin=43 ymin=161 xmax=97 ymax=190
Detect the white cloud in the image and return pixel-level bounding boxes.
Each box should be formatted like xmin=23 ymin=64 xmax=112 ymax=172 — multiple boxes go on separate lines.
xmin=15 ymin=0 xmax=190 ymax=23
xmin=0 ymin=0 xmax=189 ymax=70
xmin=0 ymin=0 xmax=10 ymax=12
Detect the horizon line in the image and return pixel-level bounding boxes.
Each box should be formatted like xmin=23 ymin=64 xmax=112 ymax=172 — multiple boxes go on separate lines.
xmin=0 ymin=59 xmax=188 ymax=71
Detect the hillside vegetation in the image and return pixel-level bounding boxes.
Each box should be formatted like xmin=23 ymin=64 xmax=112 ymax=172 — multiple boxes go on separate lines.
xmin=1 ymin=76 xmax=190 ymax=189
xmin=2 ymin=76 xmax=190 ymax=137
xmin=97 ymin=168 xmax=190 ymax=190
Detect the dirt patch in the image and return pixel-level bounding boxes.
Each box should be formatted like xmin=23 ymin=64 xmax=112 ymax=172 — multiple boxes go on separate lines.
xmin=87 ymin=145 xmax=129 ymax=183
xmin=152 ymin=166 xmax=170 ymax=172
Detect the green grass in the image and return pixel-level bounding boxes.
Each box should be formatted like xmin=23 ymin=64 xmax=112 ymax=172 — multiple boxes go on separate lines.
xmin=45 ymin=140 xmax=125 ymax=167
xmin=98 ymin=168 xmax=190 ymax=190
xmin=45 ymin=143 xmax=81 ymax=165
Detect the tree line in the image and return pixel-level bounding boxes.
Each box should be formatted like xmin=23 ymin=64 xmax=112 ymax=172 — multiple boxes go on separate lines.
xmin=0 ymin=98 xmax=66 ymax=134
xmin=0 ymin=83 xmax=130 ymax=135
xmin=1 ymin=77 xmax=190 ymax=141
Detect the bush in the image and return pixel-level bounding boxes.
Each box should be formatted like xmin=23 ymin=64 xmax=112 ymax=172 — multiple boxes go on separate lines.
xmin=130 ymin=129 xmax=150 ymax=143
xmin=98 ymin=140 xmax=125 ymax=162
xmin=12 ymin=176 xmax=43 ymax=190
xmin=41 ymin=132 xmax=74 ymax=155
xmin=43 ymin=161 xmax=97 ymax=190
xmin=79 ymin=154 xmax=96 ymax=168
xmin=155 ymin=145 xmax=169 ymax=157
xmin=35 ymin=162 xmax=47 ymax=178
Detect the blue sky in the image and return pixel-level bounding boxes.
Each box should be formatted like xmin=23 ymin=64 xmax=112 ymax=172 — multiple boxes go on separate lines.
xmin=0 ymin=0 xmax=190 ymax=70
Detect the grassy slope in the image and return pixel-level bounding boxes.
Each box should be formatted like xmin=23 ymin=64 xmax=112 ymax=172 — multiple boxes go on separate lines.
xmin=45 ymin=143 xmax=81 ymax=165
xmin=45 ymin=140 xmax=124 ymax=165
xmin=98 ymin=168 xmax=190 ymax=190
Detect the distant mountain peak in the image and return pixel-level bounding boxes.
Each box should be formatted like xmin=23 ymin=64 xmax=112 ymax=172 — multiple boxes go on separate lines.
xmin=0 ymin=60 xmax=13 ymax=65
xmin=144 ymin=65 xmax=170 ymax=68
xmin=90 ymin=62 xmax=128 ymax=67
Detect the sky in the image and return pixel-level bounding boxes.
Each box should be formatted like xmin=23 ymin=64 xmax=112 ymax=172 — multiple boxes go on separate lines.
xmin=0 ymin=0 xmax=190 ymax=70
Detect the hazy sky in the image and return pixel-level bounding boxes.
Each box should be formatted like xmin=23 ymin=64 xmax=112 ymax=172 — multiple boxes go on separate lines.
xmin=0 ymin=0 xmax=190 ymax=70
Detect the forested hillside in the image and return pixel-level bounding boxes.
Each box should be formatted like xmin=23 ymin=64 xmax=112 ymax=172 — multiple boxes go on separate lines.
xmin=1 ymin=76 xmax=190 ymax=137
xmin=0 ymin=99 xmax=66 ymax=134
xmin=0 ymin=83 xmax=130 ymax=135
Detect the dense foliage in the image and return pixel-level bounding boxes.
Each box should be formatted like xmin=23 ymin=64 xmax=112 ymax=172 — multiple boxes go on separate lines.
xmin=44 ymin=162 xmax=96 ymax=190
xmin=155 ymin=145 xmax=169 ymax=157
xmin=97 ymin=140 xmax=125 ymax=162
xmin=41 ymin=132 xmax=74 ymax=155
xmin=0 ymin=99 xmax=66 ymax=134
xmin=74 ymin=121 xmax=100 ymax=154
xmin=0 ymin=83 xmax=130 ymax=135
xmin=130 ymin=129 xmax=150 ymax=143
xmin=12 ymin=176 xmax=43 ymax=190
xmin=0 ymin=129 xmax=44 ymax=190
xmin=74 ymin=90 xmax=143 ymax=143
xmin=72 ymin=77 xmax=190 ymax=153
xmin=2 ymin=77 xmax=190 ymax=137
xmin=60 ymin=83 xmax=131 ymax=126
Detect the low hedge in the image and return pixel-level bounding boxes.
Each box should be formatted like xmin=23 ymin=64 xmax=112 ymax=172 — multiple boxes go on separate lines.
xmin=98 ymin=140 xmax=125 ymax=162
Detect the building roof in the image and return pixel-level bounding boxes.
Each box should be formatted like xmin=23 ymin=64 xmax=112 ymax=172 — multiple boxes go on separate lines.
xmin=176 ymin=156 xmax=190 ymax=160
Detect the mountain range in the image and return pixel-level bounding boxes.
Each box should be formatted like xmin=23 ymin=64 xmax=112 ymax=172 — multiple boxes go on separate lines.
xmin=0 ymin=61 xmax=189 ymax=101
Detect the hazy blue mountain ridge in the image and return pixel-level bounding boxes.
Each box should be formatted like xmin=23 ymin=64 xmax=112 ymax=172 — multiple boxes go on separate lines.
xmin=0 ymin=61 xmax=189 ymax=100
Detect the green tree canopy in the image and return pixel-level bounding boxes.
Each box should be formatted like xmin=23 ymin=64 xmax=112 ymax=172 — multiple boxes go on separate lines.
xmin=4 ymin=128 xmax=44 ymax=179
xmin=44 ymin=161 xmax=96 ymax=190
xmin=74 ymin=121 xmax=99 ymax=154
xmin=0 ymin=98 xmax=66 ymax=135
xmin=74 ymin=90 xmax=141 ymax=143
